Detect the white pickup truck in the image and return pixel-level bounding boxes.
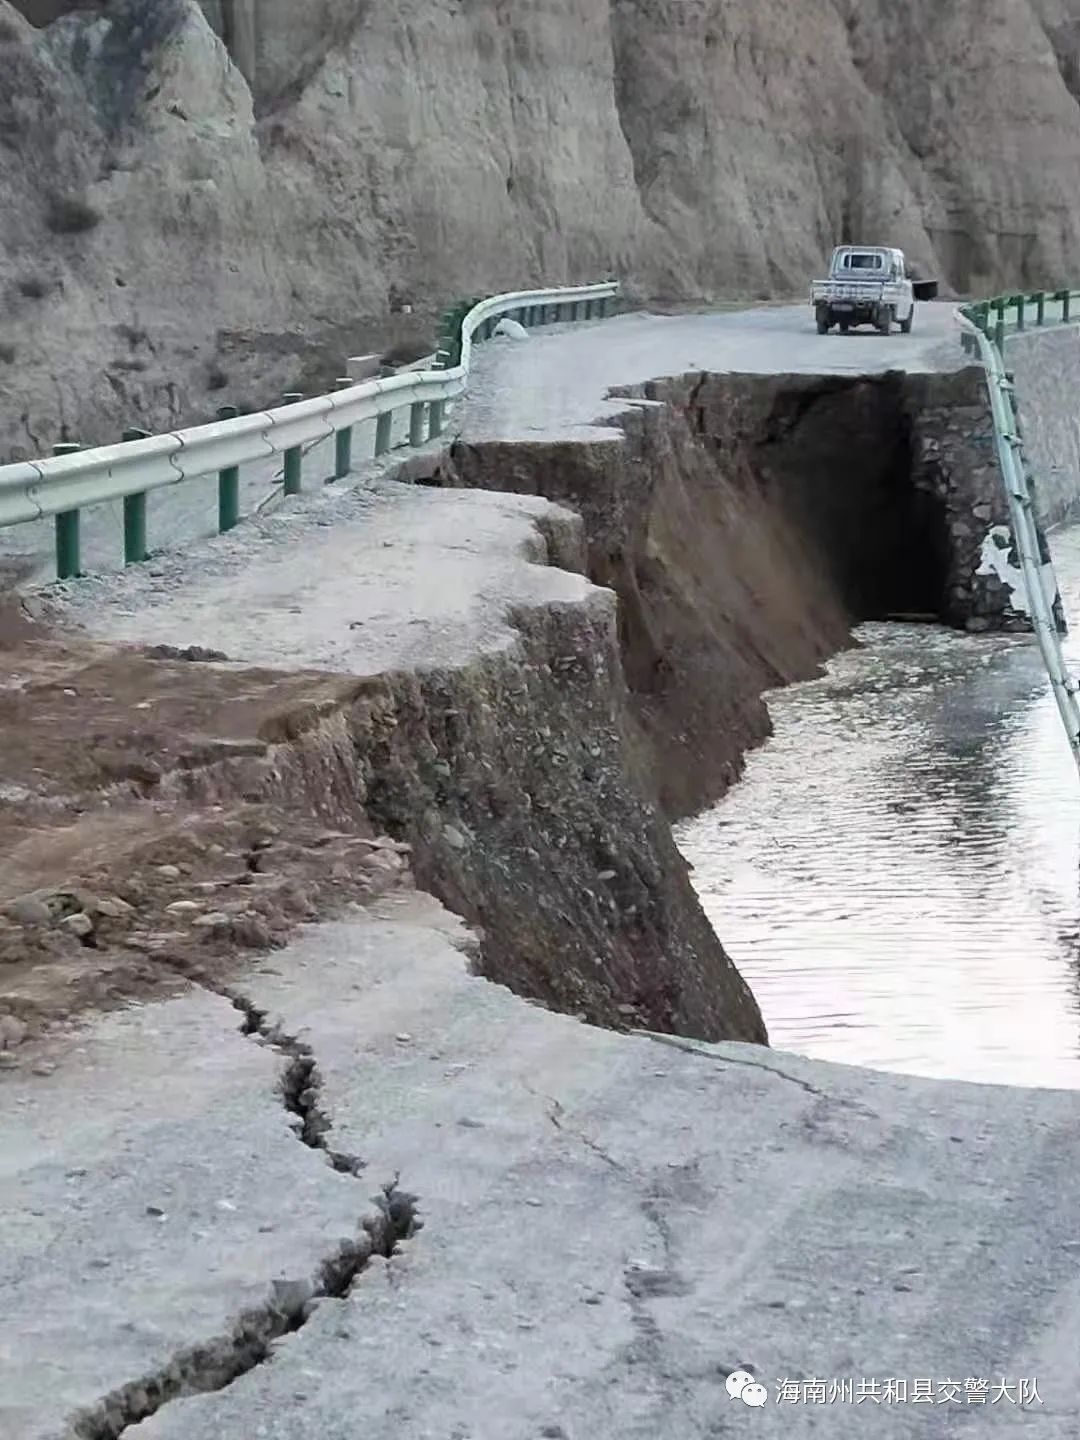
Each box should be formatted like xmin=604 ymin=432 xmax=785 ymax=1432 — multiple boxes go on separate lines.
xmin=810 ymin=246 xmax=928 ymax=336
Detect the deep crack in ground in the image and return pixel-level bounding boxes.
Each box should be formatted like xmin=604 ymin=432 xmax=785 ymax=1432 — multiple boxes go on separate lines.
xmin=223 ymin=986 xmax=368 ymax=1176
xmin=66 ymin=985 xmax=421 ymax=1440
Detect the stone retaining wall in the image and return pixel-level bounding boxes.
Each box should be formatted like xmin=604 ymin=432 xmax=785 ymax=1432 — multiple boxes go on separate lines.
xmin=1005 ymin=324 xmax=1080 ymax=530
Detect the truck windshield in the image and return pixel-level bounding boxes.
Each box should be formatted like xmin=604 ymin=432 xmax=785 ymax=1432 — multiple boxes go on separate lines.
xmin=843 ymin=253 xmax=883 ymax=271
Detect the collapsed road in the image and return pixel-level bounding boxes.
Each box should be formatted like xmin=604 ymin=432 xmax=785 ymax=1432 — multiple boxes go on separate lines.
xmin=2 ymin=302 xmax=1079 ymax=1437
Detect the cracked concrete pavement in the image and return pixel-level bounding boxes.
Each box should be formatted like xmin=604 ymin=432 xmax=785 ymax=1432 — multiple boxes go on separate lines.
xmin=0 ymin=984 xmax=393 ymax=1440
xmin=5 ymin=302 xmax=1080 ymax=1437
xmin=6 ymin=893 xmax=1078 ymax=1439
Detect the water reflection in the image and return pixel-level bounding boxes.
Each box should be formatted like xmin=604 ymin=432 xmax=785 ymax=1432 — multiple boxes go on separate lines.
xmin=676 ymin=526 xmax=1080 ymax=1088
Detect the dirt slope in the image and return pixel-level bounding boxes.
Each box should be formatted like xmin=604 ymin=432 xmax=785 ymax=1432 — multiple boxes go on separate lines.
xmin=3 ymin=0 xmax=1080 ymax=455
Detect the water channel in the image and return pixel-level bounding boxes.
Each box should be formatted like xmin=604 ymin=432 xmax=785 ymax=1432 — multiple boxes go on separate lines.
xmin=676 ymin=525 xmax=1080 ymax=1089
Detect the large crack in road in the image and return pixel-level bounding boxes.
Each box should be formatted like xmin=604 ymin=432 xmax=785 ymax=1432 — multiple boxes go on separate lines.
xmin=66 ymin=984 xmax=420 ymax=1440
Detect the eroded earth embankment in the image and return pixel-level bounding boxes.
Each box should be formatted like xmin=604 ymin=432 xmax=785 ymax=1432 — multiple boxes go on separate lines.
xmin=7 ymin=358 xmax=1080 ymax=1437
xmin=0 ymin=480 xmax=765 ymax=1056
xmin=0 ymin=361 xmax=1033 ymax=1060
xmin=454 ymin=365 xmax=1023 ymax=818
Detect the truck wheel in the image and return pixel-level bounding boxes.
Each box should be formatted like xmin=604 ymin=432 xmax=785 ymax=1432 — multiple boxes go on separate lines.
xmin=900 ymin=307 xmax=914 ymax=335
xmin=876 ymin=307 xmax=893 ymax=335
xmin=815 ymin=306 xmax=830 ymax=335
xmin=839 ymin=319 xmax=851 ymax=334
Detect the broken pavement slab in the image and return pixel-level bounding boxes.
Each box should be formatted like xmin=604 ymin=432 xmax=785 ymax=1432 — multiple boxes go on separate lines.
xmin=0 ymin=985 xmax=396 ymax=1440
xmin=96 ymin=894 xmax=1080 ymax=1440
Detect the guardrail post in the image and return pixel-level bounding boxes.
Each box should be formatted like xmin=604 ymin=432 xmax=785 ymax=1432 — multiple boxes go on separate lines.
xmin=409 ymin=400 xmax=428 ymax=446
xmin=428 ymin=400 xmax=445 ymax=441
xmin=52 ymin=442 xmax=81 ymax=579
xmin=992 ymin=299 xmax=1006 ymax=349
xmin=121 ymin=426 xmax=150 ymax=564
xmin=216 ymin=404 xmax=240 ymax=533
xmin=281 ymin=393 xmax=303 ymax=494
xmin=1064 ymin=290 xmax=1073 ymax=323
xmin=375 ymin=410 xmax=393 ymax=456
xmin=1015 ymin=295 xmax=1025 ymax=332
xmin=436 ymin=306 xmax=461 ymax=368
xmin=1036 ymin=292 xmax=1046 ymax=326
xmin=333 ymin=378 xmax=354 ymax=480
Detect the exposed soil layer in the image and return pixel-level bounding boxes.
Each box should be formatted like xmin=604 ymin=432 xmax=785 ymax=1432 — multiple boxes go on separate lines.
xmin=0 ymin=606 xmax=413 ymax=1035
xmin=0 ymin=363 xmax=1019 ymax=1053
xmin=452 ymin=366 xmax=1015 ymax=818
xmin=0 ymin=555 xmax=765 ymax=1048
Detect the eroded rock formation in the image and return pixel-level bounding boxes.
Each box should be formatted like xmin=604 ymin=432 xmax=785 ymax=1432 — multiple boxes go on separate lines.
xmin=5 ymin=0 xmax=1080 ymax=454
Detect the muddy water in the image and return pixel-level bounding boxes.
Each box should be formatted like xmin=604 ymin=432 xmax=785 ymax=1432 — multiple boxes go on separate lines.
xmin=676 ymin=525 xmax=1080 ymax=1088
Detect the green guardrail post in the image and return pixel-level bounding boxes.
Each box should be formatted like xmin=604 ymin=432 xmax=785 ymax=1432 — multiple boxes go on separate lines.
xmin=281 ymin=393 xmax=303 ymax=495
xmin=1064 ymin=290 xmax=1073 ymax=323
xmin=216 ymin=404 xmax=240 ymax=533
xmin=993 ymin=299 xmax=1006 ymax=349
xmin=428 ymin=400 xmax=445 ymax=441
xmin=374 ymin=409 xmax=393 ymax=456
xmin=52 ymin=442 xmax=81 ymax=580
xmin=1036 ymin=292 xmax=1046 ymax=326
xmin=1014 ymin=295 xmax=1025 ymax=332
xmin=120 ymin=426 xmax=150 ymax=564
xmin=409 ymin=400 xmax=428 ymax=446
xmin=436 ymin=309 xmax=458 ymax=369
xmin=333 ymin=378 xmax=353 ymax=480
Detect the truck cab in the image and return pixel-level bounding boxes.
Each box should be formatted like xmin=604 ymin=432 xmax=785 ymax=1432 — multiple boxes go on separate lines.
xmin=810 ymin=246 xmax=917 ymax=336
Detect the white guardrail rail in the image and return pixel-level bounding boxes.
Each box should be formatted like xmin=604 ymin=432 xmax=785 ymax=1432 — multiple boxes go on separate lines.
xmin=0 ymin=280 xmax=619 ymax=579
xmin=956 ymin=294 xmax=1080 ymax=776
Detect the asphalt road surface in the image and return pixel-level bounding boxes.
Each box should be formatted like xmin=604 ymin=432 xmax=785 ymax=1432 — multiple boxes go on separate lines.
xmin=464 ymin=301 xmax=965 ymax=443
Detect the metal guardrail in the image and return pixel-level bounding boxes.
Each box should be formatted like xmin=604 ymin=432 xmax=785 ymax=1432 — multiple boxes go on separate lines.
xmin=0 ymin=280 xmax=619 ymax=578
xmin=956 ymin=291 xmax=1080 ymax=775
xmin=960 ymin=289 xmax=1079 ymax=352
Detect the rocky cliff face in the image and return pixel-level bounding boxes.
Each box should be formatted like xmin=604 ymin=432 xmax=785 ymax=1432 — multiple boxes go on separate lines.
xmin=5 ymin=0 xmax=1080 ymax=456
